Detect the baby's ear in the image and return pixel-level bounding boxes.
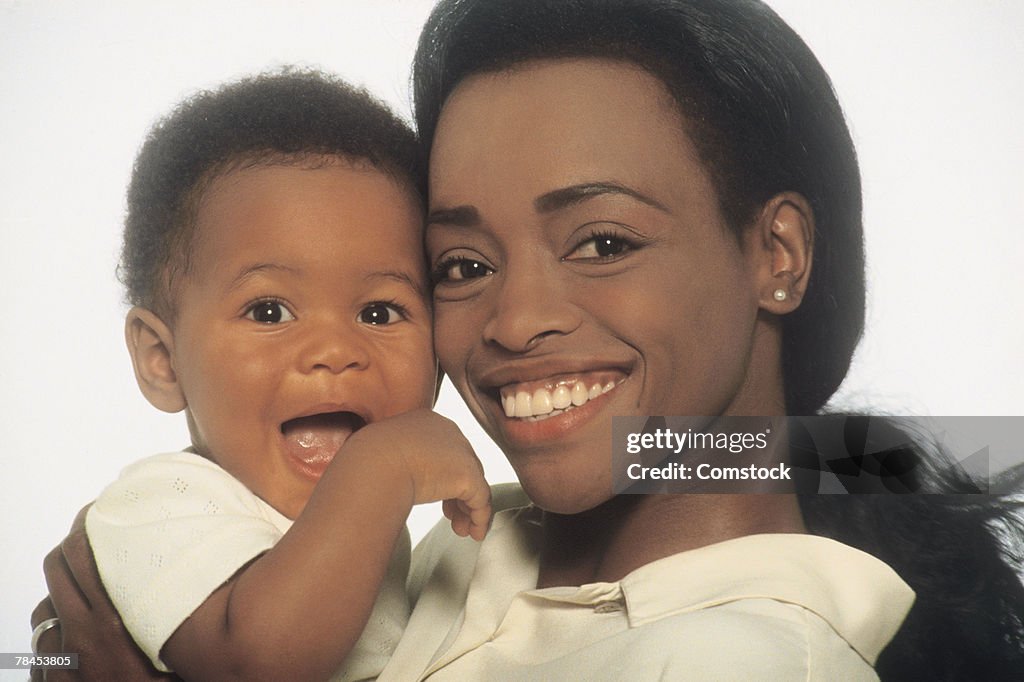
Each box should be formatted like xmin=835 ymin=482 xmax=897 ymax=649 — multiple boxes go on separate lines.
xmin=125 ymin=307 xmax=186 ymax=413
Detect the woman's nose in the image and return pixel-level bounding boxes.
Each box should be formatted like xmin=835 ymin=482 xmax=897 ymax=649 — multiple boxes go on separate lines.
xmin=482 ymin=260 xmax=580 ymax=352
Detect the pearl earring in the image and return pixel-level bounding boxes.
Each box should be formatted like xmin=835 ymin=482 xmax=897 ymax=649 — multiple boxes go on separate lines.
xmin=773 ymin=289 xmax=788 ymax=302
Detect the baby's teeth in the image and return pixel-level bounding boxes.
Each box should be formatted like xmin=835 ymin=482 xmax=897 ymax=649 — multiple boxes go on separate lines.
xmin=603 ymin=382 xmax=615 ymax=394
xmin=532 ymin=388 xmax=554 ymax=415
xmin=514 ymin=391 xmax=533 ymax=418
xmin=571 ymin=382 xmax=589 ymax=406
xmin=552 ymin=385 xmax=572 ymax=409
xmin=588 ymin=383 xmax=602 ymax=400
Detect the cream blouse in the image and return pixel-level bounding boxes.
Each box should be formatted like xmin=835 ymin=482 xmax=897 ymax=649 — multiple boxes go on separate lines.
xmin=381 ymin=488 xmax=914 ymax=681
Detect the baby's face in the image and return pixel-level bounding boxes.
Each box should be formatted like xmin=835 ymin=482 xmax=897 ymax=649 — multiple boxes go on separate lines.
xmin=170 ymin=161 xmax=436 ymax=519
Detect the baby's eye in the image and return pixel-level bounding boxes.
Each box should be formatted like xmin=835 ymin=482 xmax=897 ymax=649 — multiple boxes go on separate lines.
xmin=564 ymin=233 xmax=633 ymax=261
xmin=433 ymin=258 xmax=493 ymax=283
xmin=359 ymin=302 xmax=406 ymax=325
xmin=245 ymin=300 xmax=295 ymax=324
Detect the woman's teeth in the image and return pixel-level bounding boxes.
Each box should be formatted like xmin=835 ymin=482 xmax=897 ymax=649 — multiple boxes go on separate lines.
xmin=501 ymin=380 xmax=619 ymax=420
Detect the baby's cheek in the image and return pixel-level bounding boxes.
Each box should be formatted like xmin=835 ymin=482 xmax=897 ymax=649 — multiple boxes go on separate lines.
xmin=381 ymin=344 xmax=438 ymax=411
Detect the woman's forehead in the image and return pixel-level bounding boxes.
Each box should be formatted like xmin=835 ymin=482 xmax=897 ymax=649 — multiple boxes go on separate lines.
xmin=429 ymin=58 xmax=709 ymax=210
xmin=436 ymin=58 xmax=684 ymax=146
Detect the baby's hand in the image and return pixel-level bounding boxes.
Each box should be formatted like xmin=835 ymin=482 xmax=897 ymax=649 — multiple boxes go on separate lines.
xmin=344 ymin=409 xmax=492 ymax=541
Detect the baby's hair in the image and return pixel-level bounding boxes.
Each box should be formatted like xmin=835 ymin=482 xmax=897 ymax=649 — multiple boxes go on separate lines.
xmin=118 ymin=68 xmax=424 ymax=319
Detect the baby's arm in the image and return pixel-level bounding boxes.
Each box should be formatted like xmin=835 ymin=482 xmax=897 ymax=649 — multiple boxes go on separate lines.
xmin=161 ymin=408 xmax=490 ymax=682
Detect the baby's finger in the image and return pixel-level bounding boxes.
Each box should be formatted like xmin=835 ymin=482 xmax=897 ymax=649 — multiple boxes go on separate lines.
xmin=446 ymin=501 xmax=472 ymax=537
xmin=467 ymin=497 xmax=492 ymax=534
xmin=460 ymin=480 xmax=492 ymax=513
xmin=442 ymin=498 xmax=457 ymax=521
xmin=450 ymin=519 xmax=470 ymax=537
xmin=450 ymin=498 xmax=489 ymax=542
xmin=466 ymin=503 xmax=491 ymax=542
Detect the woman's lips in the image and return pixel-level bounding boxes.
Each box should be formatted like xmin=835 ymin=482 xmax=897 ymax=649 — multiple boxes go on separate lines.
xmin=486 ymin=371 xmax=629 ymax=444
xmin=280 ymin=411 xmax=365 ymax=479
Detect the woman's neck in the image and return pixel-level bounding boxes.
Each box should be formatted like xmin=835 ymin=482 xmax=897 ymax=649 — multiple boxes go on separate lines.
xmin=535 ymin=493 xmax=806 ymax=588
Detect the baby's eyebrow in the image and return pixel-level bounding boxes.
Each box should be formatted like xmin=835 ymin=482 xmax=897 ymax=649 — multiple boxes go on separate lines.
xmin=227 ymin=262 xmax=302 ymax=291
xmin=365 ymin=270 xmax=428 ymax=300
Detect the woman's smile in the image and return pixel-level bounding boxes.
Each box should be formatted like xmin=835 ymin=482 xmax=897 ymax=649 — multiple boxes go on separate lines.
xmin=498 ymin=373 xmax=626 ymax=420
xmin=475 ymin=361 xmax=633 ymax=441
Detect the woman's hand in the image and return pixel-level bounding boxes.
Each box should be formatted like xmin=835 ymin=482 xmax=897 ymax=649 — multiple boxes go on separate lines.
xmin=31 ymin=505 xmax=176 ymax=681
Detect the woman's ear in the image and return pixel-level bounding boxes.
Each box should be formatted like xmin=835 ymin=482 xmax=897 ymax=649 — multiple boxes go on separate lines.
xmin=125 ymin=307 xmax=186 ymax=413
xmin=751 ymin=192 xmax=814 ymax=313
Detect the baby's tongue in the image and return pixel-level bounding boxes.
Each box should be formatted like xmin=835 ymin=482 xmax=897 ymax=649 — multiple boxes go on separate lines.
xmin=281 ymin=412 xmax=363 ymax=473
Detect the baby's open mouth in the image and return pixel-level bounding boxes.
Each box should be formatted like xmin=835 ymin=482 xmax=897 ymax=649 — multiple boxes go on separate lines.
xmin=280 ymin=411 xmax=367 ymax=473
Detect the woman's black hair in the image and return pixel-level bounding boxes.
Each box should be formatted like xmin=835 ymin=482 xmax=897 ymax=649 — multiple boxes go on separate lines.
xmin=120 ymin=68 xmax=424 ymax=318
xmin=412 ymin=1 xmax=1024 ymax=679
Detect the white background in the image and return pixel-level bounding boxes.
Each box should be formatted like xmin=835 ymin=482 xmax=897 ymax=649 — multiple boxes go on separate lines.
xmin=2 ymin=0 xmax=1022 ymax=666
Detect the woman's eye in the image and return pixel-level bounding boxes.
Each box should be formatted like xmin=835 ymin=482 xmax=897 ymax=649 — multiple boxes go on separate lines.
xmin=359 ymin=302 xmax=405 ymax=325
xmin=565 ymin=233 xmax=632 ymax=261
xmin=245 ymin=300 xmax=295 ymax=324
xmin=433 ymin=258 xmax=493 ymax=283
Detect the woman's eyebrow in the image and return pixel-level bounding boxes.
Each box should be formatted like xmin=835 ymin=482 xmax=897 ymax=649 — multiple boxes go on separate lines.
xmin=427 ymin=181 xmax=669 ymax=228
xmin=426 ymin=205 xmax=480 ymax=227
xmin=534 ymin=181 xmax=670 ymax=214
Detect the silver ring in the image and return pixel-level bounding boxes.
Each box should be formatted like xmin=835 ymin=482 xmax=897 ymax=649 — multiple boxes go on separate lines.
xmin=31 ymin=617 xmax=60 ymax=654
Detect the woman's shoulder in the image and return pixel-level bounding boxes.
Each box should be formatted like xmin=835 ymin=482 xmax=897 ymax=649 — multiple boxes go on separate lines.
xmin=623 ymin=594 xmax=879 ymax=680
xmin=619 ymin=533 xmax=913 ymax=671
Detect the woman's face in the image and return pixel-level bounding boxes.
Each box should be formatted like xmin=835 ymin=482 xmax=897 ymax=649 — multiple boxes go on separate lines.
xmin=427 ymin=59 xmax=778 ymax=513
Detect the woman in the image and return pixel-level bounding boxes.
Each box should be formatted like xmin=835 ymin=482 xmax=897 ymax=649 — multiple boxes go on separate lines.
xmin=34 ymin=0 xmax=1024 ymax=679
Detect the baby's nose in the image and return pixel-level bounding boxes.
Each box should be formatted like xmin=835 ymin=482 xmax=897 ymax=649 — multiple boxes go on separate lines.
xmin=298 ymin=322 xmax=370 ymax=374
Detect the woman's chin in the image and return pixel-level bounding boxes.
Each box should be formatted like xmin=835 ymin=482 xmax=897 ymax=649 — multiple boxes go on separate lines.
xmin=516 ymin=472 xmax=615 ymax=516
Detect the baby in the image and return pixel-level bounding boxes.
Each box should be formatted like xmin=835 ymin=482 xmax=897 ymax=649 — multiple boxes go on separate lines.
xmin=85 ymin=70 xmax=491 ymax=681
